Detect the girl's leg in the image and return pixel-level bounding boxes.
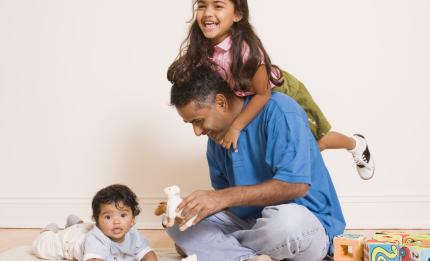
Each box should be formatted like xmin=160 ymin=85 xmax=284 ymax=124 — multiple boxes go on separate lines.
xmin=274 ymin=70 xmax=375 ymax=179
xmin=319 ymin=132 xmax=375 ymax=180
xmin=317 ymin=131 xmax=355 ymax=151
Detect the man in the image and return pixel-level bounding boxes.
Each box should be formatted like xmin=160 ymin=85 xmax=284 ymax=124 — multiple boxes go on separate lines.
xmin=167 ymin=66 xmax=345 ymax=261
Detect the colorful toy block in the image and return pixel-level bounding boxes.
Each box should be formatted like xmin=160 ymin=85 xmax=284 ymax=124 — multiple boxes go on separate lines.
xmin=404 ymin=234 xmax=430 ymax=246
xmin=364 ymin=239 xmax=400 ymax=261
xmin=333 ymin=232 xmax=430 ymax=261
xmin=400 ymin=245 xmax=413 ymax=261
xmin=408 ymin=245 xmax=430 ymax=261
xmin=376 ymin=231 xmax=411 ymax=244
xmin=334 ymin=234 xmax=365 ymax=261
xmin=373 ymin=234 xmax=404 ymax=245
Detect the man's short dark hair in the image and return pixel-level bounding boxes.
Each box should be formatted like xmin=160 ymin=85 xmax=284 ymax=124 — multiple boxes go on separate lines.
xmin=92 ymin=184 xmax=140 ymax=224
xmin=170 ymin=66 xmax=235 ymax=108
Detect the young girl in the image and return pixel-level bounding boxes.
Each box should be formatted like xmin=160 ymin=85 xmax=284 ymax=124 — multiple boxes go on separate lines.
xmin=167 ymin=0 xmax=374 ymax=180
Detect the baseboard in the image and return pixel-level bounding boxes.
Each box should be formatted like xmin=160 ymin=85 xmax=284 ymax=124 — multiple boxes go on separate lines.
xmin=340 ymin=195 xmax=430 ymax=229
xmin=0 ymin=196 xmax=165 ymax=229
xmin=1 ymin=195 xmax=429 ymax=229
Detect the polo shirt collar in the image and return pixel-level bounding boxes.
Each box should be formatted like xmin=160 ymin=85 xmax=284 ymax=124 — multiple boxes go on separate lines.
xmin=92 ymin=225 xmax=111 ymax=243
xmin=214 ymin=36 xmax=232 ymax=52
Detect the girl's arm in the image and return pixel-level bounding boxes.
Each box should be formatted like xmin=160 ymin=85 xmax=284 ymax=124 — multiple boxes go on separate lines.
xmin=221 ymin=65 xmax=272 ymax=150
xmin=141 ymin=250 xmax=158 ymax=261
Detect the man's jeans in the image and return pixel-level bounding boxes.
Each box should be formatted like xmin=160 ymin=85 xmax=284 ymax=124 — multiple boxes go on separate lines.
xmin=167 ymin=203 xmax=329 ymax=261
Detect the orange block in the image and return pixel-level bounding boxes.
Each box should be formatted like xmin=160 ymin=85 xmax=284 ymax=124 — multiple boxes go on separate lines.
xmin=334 ymin=234 xmax=365 ymax=261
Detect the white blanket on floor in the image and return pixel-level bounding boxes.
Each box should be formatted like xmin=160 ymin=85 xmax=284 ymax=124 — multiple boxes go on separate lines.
xmin=0 ymin=246 xmax=182 ymax=261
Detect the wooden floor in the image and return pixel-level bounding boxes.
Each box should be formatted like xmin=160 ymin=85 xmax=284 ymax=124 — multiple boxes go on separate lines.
xmin=0 ymin=228 xmax=175 ymax=253
xmin=1 ymin=228 xmax=430 ymax=253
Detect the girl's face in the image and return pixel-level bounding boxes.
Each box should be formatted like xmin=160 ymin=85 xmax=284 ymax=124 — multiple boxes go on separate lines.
xmin=195 ymin=0 xmax=242 ymax=44
xmin=97 ymin=202 xmax=135 ymax=243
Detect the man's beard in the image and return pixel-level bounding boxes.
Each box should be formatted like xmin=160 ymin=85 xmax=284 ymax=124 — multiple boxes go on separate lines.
xmin=207 ymin=130 xmax=225 ymax=144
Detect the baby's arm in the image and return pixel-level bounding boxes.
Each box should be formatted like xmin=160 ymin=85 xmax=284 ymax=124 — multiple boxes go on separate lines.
xmin=141 ymin=250 xmax=158 ymax=261
xmin=221 ymin=65 xmax=272 ymax=151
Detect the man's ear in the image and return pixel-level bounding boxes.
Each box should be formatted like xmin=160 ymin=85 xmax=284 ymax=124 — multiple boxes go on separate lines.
xmin=214 ymin=94 xmax=228 ymax=112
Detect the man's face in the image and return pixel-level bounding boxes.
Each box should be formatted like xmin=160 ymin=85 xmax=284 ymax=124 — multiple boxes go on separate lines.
xmin=177 ymin=97 xmax=232 ymax=143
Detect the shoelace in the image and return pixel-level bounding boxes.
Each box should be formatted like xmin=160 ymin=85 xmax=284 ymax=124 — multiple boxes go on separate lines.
xmin=353 ymin=154 xmax=369 ymax=168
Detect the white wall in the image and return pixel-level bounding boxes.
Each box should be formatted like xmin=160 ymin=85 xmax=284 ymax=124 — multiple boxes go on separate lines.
xmin=0 ymin=0 xmax=429 ymax=229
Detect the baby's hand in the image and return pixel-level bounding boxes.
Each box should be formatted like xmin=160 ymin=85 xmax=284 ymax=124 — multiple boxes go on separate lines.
xmin=220 ymin=127 xmax=240 ymax=152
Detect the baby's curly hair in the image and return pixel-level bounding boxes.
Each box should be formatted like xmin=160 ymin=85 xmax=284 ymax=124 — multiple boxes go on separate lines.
xmin=91 ymin=184 xmax=141 ymax=224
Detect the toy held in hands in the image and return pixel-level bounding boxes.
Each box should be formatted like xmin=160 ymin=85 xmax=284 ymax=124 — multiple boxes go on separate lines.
xmin=163 ymin=185 xmax=196 ymax=231
xmin=154 ymin=201 xmax=167 ymax=216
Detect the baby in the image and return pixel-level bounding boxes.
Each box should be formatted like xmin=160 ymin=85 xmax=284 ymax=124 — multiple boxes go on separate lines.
xmin=32 ymin=184 xmax=158 ymax=261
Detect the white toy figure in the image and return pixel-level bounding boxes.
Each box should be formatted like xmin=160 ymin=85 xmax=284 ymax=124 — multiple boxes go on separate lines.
xmin=163 ymin=185 xmax=196 ymax=231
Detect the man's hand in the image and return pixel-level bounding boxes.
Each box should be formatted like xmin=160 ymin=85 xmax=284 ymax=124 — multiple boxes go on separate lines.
xmin=220 ymin=126 xmax=241 ymax=152
xmin=177 ymin=190 xmax=225 ymax=229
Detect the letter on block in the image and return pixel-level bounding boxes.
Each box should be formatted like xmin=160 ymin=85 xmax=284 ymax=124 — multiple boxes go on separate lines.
xmin=409 ymin=245 xmax=430 ymax=261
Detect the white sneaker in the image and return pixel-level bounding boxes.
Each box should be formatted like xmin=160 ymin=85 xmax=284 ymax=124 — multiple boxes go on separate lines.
xmin=349 ymin=134 xmax=375 ymax=180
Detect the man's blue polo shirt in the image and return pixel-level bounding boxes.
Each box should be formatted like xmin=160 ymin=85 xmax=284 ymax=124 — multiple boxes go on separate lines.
xmin=206 ymin=92 xmax=345 ymax=252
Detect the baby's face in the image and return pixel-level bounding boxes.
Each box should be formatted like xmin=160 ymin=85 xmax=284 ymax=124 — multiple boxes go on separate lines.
xmin=97 ymin=202 xmax=135 ymax=243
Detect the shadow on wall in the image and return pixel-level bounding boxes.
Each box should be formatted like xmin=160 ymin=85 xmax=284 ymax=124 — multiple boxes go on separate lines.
xmin=116 ymin=122 xmax=211 ymax=196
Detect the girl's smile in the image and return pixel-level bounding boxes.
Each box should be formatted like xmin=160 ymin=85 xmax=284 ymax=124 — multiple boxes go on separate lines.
xmin=196 ymin=0 xmax=242 ymax=44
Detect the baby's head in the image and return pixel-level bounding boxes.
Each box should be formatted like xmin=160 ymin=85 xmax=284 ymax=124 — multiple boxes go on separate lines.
xmin=91 ymin=184 xmax=141 ymax=242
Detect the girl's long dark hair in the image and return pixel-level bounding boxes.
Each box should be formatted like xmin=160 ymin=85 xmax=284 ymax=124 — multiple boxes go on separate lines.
xmin=167 ymin=0 xmax=283 ymax=92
